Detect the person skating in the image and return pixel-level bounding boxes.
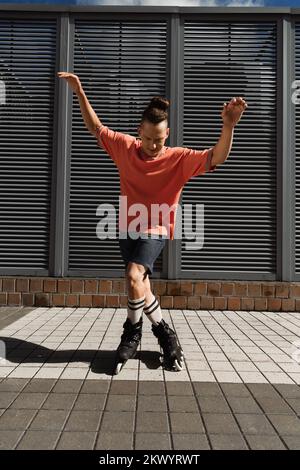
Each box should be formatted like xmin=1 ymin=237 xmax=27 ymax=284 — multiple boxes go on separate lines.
xmin=57 ymin=71 xmax=248 ymax=374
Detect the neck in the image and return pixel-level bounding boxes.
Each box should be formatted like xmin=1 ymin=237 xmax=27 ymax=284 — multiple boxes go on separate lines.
xmin=139 ymin=146 xmax=164 ymax=160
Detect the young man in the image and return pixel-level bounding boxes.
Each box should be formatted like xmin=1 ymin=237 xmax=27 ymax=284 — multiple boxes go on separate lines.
xmin=57 ymin=71 xmax=247 ymax=374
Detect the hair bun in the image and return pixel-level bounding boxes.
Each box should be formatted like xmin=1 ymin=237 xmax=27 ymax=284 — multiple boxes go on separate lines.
xmin=149 ymin=96 xmax=170 ymax=112
xmin=141 ymin=96 xmax=169 ymax=125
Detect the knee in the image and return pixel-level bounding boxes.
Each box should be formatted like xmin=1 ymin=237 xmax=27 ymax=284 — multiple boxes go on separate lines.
xmin=126 ymin=263 xmax=146 ymax=288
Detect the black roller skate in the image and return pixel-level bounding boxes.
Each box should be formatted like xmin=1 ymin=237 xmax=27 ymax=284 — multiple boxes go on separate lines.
xmin=151 ymin=319 xmax=184 ymax=372
xmin=113 ymin=316 xmax=143 ymax=375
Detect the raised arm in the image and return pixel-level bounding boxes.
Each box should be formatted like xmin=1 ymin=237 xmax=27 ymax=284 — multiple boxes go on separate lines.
xmin=211 ymin=96 xmax=248 ymax=167
xmin=57 ymin=72 xmax=102 ymax=138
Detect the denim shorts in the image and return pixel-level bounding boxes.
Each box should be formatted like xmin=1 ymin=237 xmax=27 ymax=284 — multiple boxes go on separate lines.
xmin=118 ymin=233 xmax=166 ymax=276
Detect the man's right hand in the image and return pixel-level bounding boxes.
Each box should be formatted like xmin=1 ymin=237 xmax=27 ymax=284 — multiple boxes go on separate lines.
xmin=57 ymin=72 xmax=83 ymax=95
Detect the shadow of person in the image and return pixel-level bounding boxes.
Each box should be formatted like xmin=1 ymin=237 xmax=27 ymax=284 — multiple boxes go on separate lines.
xmin=0 ymin=337 xmax=162 ymax=376
xmin=90 ymin=350 xmax=162 ymax=374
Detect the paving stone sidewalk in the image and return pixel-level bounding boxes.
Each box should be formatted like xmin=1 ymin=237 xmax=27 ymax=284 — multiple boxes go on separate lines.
xmin=0 ymin=306 xmax=300 ymax=450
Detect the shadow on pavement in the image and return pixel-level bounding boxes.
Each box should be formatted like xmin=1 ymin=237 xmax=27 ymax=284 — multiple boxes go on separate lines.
xmin=0 ymin=337 xmax=162 ymax=376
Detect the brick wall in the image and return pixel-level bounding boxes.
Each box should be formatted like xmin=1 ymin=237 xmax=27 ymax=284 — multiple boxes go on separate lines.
xmin=1 ymin=277 xmax=300 ymax=311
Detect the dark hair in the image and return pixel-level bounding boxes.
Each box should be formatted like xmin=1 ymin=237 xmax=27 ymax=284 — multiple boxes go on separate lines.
xmin=141 ymin=96 xmax=170 ymax=125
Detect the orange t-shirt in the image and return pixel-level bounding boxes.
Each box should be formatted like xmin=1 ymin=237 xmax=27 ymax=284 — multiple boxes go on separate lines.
xmin=96 ymin=126 xmax=216 ymax=240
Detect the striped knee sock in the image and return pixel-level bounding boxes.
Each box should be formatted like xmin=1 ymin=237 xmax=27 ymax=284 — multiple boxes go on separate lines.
xmin=143 ymin=294 xmax=163 ymax=326
xmin=127 ymin=296 xmax=145 ymax=325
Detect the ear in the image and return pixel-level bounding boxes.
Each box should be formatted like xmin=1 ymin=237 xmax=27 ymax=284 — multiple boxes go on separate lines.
xmin=166 ymin=127 xmax=170 ymax=137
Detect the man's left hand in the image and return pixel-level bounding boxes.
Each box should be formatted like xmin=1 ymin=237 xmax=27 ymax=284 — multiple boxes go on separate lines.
xmin=221 ymin=96 xmax=248 ymax=128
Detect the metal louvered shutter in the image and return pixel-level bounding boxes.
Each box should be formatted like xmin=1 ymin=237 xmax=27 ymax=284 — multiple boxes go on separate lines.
xmin=296 ymin=22 xmax=300 ymax=276
xmin=180 ymin=21 xmax=277 ymax=279
xmin=69 ymin=18 xmax=167 ymax=276
xmin=0 ymin=19 xmax=57 ymax=273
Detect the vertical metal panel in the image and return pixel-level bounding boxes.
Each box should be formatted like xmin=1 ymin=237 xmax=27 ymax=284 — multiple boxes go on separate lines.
xmin=68 ymin=16 xmax=168 ymax=277
xmin=278 ymin=17 xmax=295 ymax=281
xmin=50 ymin=13 xmax=73 ymax=277
xmin=166 ymin=14 xmax=184 ymax=280
xmin=295 ymin=20 xmax=300 ymax=278
xmin=180 ymin=19 xmax=277 ymax=280
xmin=0 ymin=17 xmax=57 ymax=274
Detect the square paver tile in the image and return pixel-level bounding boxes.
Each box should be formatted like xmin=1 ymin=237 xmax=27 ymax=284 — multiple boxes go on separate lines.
xmin=95 ymin=432 xmax=133 ymax=450
xmin=105 ymin=394 xmax=136 ymax=412
xmin=41 ymin=393 xmax=77 ymax=410
xmin=110 ymin=381 xmax=137 ymax=395
xmin=226 ymin=396 xmax=262 ymax=414
xmin=172 ymin=433 xmax=210 ymax=450
xmin=170 ymin=412 xmax=205 ymax=434
xmin=220 ymin=383 xmax=252 ymax=397
xmin=138 ymin=381 xmax=165 ymax=395
xmin=80 ymin=380 xmax=110 ymax=394
xmin=168 ymin=396 xmax=199 ymax=413
xmin=64 ymin=410 xmax=102 ymax=432
xmin=16 ymin=430 xmax=60 ymax=450
xmin=0 ymin=392 xmax=19 ymax=408
xmin=0 ymin=430 xmax=23 ymax=450
xmin=274 ymin=384 xmax=300 ymax=399
xmin=285 ymin=398 xmax=300 ymax=415
xmin=281 ymin=436 xmax=300 ymax=450
xmin=29 ymin=410 xmax=69 ymax=431
xmin=135 ymin=433 xmax=171 ymax=450
xmin=59 ymin=368 xmax=88 ymax=380
xmin=166 ymin=382 xmax=194 ymax=396
xmin=0 ymin=409 xmax=37 ymax=430
xmin=8 ymin=367 xmax=40 ymax=379
xmin=247 ymin=384 xmax=281 ymax=399
xmin=10 ymin=393 xmax=48 ymax=410
xmin=193 ymin=382 xmax=223 ymax=397
xmin=73 ymin=393 xmax=106 ymax=411
xmin=255 ymin=396 xmax=295 ymax=415
xmin=267 ymin=414 xmax=300 ymax=436
xmin=56 ymin=431 xmax=96 ymax=450
xmin=34 ymin=368 xmax=64 ymax=379
xmin=136 ymin=411 xmax=169 ymax=433
xmin=214 ymin=371 xmax=243 ymax=383
xmin=0 ymin=378 xmax=30 ymax=392
xmin=245 ymin=434 xmax=286 ymax=450
xmin=22 ymin=379 xmax=57 ymax=393
xmin=100 ymin=411 xmax=135 ymax=433
xmin=209 ymin=434 xmax=248 ymax=450
xmin=202 ymin=413 xmax=240 ymax=435
xmin=137 ymin=395 xmax=168 ymax=412
xmin=51 ymin=380 xmax=84 ymax=394
xmin=235 ymin=414 xmax=276 ymax=435
xmin=197 ymin=396 xmax=231 ymax=414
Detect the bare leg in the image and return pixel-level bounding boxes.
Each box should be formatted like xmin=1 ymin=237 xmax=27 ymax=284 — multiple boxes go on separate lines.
xmin=114 ymin=264 xmax=145 ymax=374
xmin=142 ymin=273 xmax=154 ymax=306
xmin=126 ymin=262 xmax=147 ymax=300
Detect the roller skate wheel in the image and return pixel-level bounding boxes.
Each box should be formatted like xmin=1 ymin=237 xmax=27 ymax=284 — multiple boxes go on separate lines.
xmin=174 ymin=359 xmax=183 ymax=371
xmin=114 ymin=362 xmax=123 ymax=375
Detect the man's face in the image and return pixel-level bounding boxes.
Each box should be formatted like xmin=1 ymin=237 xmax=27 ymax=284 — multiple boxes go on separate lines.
xmin=138 ymin=120 xmax=169 ymax=158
